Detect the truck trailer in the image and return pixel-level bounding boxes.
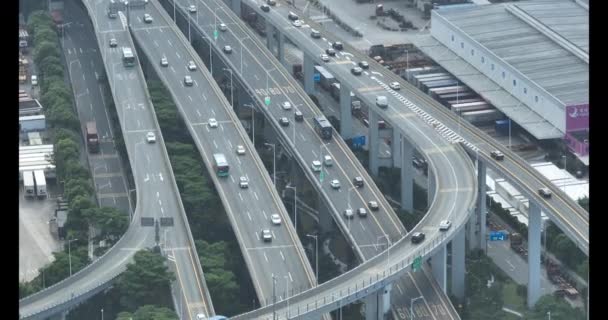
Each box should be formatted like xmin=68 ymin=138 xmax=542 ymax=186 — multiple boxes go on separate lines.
xmin=23 ymin=171 xmax=35 ymax=198
xmin=34 ymin=170 xmax=47 ymax=199
xmin=86 ymin=122 xmax=100 ymax=153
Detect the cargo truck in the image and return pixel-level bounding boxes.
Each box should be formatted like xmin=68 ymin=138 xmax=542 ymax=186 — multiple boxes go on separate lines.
xmin=23 ymin=171 xmax=35 ymax=198
xmin=86 ymin=122 xmax=100 ymax=153
xmin=19 ymin=115 xmax=46 ymax=133
xmin=34 ymin=170 xmax=47 ymax=199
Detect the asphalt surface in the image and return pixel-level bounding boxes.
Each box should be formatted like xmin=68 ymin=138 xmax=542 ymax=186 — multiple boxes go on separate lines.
xmin=258 ymin=1 xmax=589 ymax=255
xmin=130 ymin=0 xmax=317 ymax=308
xmin=19 ymin=0 xmax=210 ymax=319
xmin=167 ymin=0 xmax=477 ymax=319
xmin=63 ymin=0 xmax=132 ymax=217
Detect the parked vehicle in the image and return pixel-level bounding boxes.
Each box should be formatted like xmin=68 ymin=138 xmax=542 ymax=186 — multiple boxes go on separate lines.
xmin=23 ymin=171 xmax=35 ymax=198
xmin=34 ymin=170 xmax=47 ymax=199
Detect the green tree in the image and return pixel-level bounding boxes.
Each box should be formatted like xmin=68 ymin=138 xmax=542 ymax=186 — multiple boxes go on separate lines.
xmin=34 ymin=41 xmax=60 ymax=65
xmin=84 ymin=207 xmax=129 ymax=239
xmin=115 ymin=250 xmax=175 ymax=310
xmin=578 ymin=196 xmax=589 ymax=212
xmin=526 ymin=295 xmax=585 ymax=320
xmin=47 ymin=104 xmax=79 ymax=130
xmin=63 ymin=160 xmax=91 ymax=182
xmin=40 ymin=62 xmax=65 ymax=81
xmin=51 ymin=128 xmax=79 ymax=145
xmin=36 ymin=249 xmax=88 ymax=287
xmin=27 ymin=11 xmax=53 ymax=35
xmin=116 ymin=305 xmax=179 ymax=320
xmin=64 ymin=178 xmax=93 ymax=202
xmin=34 ymin=28 xmax=59 ymax=47
xmin=65 ymin=195 xmax=95 ymax=237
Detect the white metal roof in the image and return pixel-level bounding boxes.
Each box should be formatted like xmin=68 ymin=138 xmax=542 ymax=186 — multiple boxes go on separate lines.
xmin=434 ymin=0 xmax=588 ymax=106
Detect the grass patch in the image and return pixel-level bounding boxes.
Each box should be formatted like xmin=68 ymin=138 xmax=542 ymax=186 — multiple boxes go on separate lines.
xmin=502 ymin=281 xmax=525 ymax=312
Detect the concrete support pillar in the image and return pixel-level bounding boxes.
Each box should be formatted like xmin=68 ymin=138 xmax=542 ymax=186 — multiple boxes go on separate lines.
xmin=432 ymin=245 xmax=447 ymax=293
xmin=277 ymin=31 xmax=285 ymax=64
xmin=303 ymin=53 xmax=315 ymax=94
xmin=231 ymin=0 xmax=241 ymax=17
xmin=368 ymin=109 xmax=380 ymax=176
xmin=265 ymin=21 xmax=274 ymax=52
xmin=476 ymin=161 xmax=487 ymax=252
xmin=339 ymin=84 xmax=353 ymax=139
xmin=527 ymin=201 xmax=542 ymax=308
xmin=400 ymin=137 xmax=414 ymax=213
xmin=318 ymin=195 xmax=333 ymax=233
xmin=427 ymin=168 xmax=436 ymax=206
xmin=451 ymin=228 xmax=466 ymax=300
xmin=392 ymin=128 xmax=402 ymax=168
xmin=467 ymin=212 xmax=478 ymax=251
xmin=364 ymin=284 xmax=392 ymax=320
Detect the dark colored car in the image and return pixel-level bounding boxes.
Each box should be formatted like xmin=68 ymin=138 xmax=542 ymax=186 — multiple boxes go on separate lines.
xmin=294 ymin=110 xmax=304 ymax=122
xmin=411 ymin=232 xmax=425 ymax=244
xmin=490 ymin=150 xmax=504 ymax=160
xmin=261 ymin=4 xmax=270 ymax=12
xmin=326 ymin=48 xmax=336 ymax=56
xmin=279 ymin=117 xmax=290 ymax=127
xmin=353 ymin=176 xmax=364 ymax=188
xmin=332 ymin=41 xmax=343 ymax=50
xmin=358 ymin=61 xmax=369 ymax=69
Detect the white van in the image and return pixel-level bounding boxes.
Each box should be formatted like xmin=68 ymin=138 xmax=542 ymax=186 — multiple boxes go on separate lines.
xmin=311 ymin=160 xmax=322 ymax=172
xmin=323 ymin=155 xmax=333 ymax=166
xmin=376 ymin=96 xmax=388 ymax=108
xmin=31 ymin=75 xmax=38 ymax=86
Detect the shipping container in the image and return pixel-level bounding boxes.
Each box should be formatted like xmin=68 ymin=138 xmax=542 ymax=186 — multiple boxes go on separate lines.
xmin=438 ymin=91 xmax=475 ymax=101
xmin=28 ymin=132 xmax=43 ymax=146
xmin=495 ymin=119 xmax=510 ymax=135
xmin=422 ymin=79 xmax=459 ymax=92
xmin=23 ymin=171 xmax=35 ymax=198
xmin=34 ymin=170 xmax=47 ymax=199
xmin=450 ymin=100 xmax=487 ymax=112
xmin=19 ymin=115 xmax=46 ymax=133
xmin=429 ymin=85 xmax=467 ymax=97
xmin=461 ymin=109 xmax=502 ymax=124
xmin=315 ymin=66 xmax=336 ymax=91
xmin=451 ymin=101 xmax=489 ymax=111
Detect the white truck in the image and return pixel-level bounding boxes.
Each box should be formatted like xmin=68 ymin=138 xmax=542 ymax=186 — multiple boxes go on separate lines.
xmin=23 ymin=171 xmax=35 ymax=198
xmin=34 ymin=170 xmax=47 ymax=199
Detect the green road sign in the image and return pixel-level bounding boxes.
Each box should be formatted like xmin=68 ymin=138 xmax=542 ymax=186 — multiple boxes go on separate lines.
xmin=213 ymin=30 xmax=218 ymax=40
xmin=320 ymin=170 xmax=324 ymax=183
xmin=412 ymin=256 xmax=422 ymax=272
xmin=264 ymin=96 xmax=271 ymax=106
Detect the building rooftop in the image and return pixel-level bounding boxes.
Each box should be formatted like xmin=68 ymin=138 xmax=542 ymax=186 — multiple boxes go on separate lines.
xmin=434 ymin=0 xmax=588 ymax=106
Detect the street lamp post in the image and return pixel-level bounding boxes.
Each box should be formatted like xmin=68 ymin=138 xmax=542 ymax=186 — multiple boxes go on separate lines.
xmin=547 ymin=311 xmax=551 ymax=320
xmin=306 ymin=234 xmax=319 ymax=286
xmin=67 ymin=237 xmax=78 ymax=277
xmin=272 ymin=275 xmax=277 ymax=320
xmin=101 ymin=308 xmax=104 ymax=320
xmin=188 ymin=10 xmax=191 ymax=42
xmin=244 ymin=103 xmax=255 ymax=145
xmin=265 ymin=143 xmax=276 ymax=186
xmin=284 ymin=275 xmax=290 ymax=317
xmin=286 ymin=185 xmax=298 ymax=232
xmin=410 ymin=296 xmax=424 ymax=319
xmin=222 ymin=68 xmax=233 ymax=107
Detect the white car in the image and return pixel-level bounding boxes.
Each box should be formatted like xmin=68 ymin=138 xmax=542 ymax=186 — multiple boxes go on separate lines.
xmin=343 ymin=209 xmax=354 ymax=219
xmin=236 ymin=145 xmax=246 ymax=155
xmin=262 ymin=229 xmax=272 ymax=242
xmin=219 ymin=23 xmax=227 ymax=31
xmin=208 ymin=118 xmax=218 ymax=128
xmin=271 ymin=214 xmax=281 ymax=225
xmin=160 ymin=56 xmax=168 ymax=67
xmin=143 ymin=13 xmax=153 ymax=23
xmin=223 ymin=45 xmax=233 ymax=54
xmin=292 ymin=20 xmax=302 ymax=27
xmin=439 ymin=220 xmax=452 ymax=231
xmin=311 ymin=160 xmax=322 ymax=172
xmin=184 ymin=75 xmax=193 ymax=86
xmin=239 ymin=176 xmax=249 ymax=188
xmin=282 ymin=101 xmax=292 ymax=110
xmin=196 ymin=313 xmax=206 ymax=320
xmin=187 ymin=60 xmax=197 ymax=71
xmin=188 ymin=5 xmax=197 ymax=13
xmin=146 ymin=132 xmax=156 ymax=143
xmin=389 ymin=82 xmax=401 ymax=90
xmin=330 ymin=179 xmax=341 ymax=189
xmin=109 ymin=38 xmax=117 ymax=47
xmin=320 ymin=54 xmax=330 ymax=63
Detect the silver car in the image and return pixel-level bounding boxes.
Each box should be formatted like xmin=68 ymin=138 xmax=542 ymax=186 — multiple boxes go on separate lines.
xmin=239 ymin=176 xmax=249 ymax=188
xmin=262 ymin=229 xmax=272 ymax=242
xmin=330 ymin=179 xmax=341 ymax=189
xmin=187 ymin=60 xmax=197 ymax=71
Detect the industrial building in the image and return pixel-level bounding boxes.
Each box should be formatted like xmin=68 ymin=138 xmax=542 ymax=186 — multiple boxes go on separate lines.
xmin=413 ymin=0 xmax=589 ymax=165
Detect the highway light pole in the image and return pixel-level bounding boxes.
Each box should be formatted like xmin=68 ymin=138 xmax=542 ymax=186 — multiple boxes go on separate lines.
xmin=173 ymin=0 xmax=176 ymax=21
xmin=306 ymin=233 xmax=319 ymax=286
xmin=67 ymin=237 xmax=78 ymax=277
xmin=272 ymin=274 xmax=277 ymax=320
xmin=222 ymin=68 xmax=234 ymax=107
xmin=200 ymin=35 xmax=213 ymax=74
xmin=284 ymin=275 xmax=290 ymax=317
xmin=265 ymin=143 xmax=276 ymax=186
xmin=286 ymin=185 xmax=298 ymax=232
xmin=187 ymin=9 xmax=191 ymax=42
xmin=410 ymin=296 xmax=424 ymax=319
xmin=244 ymin=103 xmax=255 ymax=146
xmin=101 ymin=308 xmax=104 ymax=320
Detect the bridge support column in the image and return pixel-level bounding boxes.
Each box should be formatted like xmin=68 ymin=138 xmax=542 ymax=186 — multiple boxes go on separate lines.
xmin=277 ymin=32 xmax=285 ymax=65
xmin=451 ymin=228 xmax=466 ymax=300
xmin=364 ymin=283 xmax=392 ymax=320
xmin=303 ymin=53 xmax=315 ymax=94
xmin=392 ymin=128 xmax=402 ymax=168
xmin=368 ymin=109 xmax=380 ymax=176
xmin=400 ymin=136 xmax=414 ymax=213
xmin=231 ymin=0 xmax=241 ymax=17
xmin=265 ymin=21 xmax=274 ymax=53
xmin=476 ymin=161 xmax=487 ymax=252
xmin=432 ymin=244 xmax=447 ymax=293
xmin=427 ymin=168 xmax=436 ymax=206
xmin=318 ymin=195 xmax=334 ymax=233
xmin=527 ymin=201 xmax=542 ymax=308
xmin=339 ymin=83 xmax=353 ymax=139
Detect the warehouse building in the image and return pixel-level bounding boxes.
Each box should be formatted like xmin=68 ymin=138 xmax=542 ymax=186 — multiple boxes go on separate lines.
xmin=413 ymin=0 xmax=588 ymax=165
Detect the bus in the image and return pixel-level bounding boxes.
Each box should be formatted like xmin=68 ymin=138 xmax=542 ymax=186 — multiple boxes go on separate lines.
xmin=122 ymin=47 xmax=135 ymax=67
xmin=313 ymin=116 xmax=333 ymax=140
xmin=213 ymin=153 xmax=229 ymax=177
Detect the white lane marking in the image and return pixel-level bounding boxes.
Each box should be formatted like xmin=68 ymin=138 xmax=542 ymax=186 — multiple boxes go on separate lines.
xmin=170 ymin=66 xmax=176 ymax=73
xmin=253 ymin=192 xmax=259 ymax=200
xmin=230 ymin=175 xmax=235 ymax=183
xmin=196 ymin=110 xmax=201 ymax=117
xmin=211 ymin=109 xmax=215 ymax=115
xmin=168 ymin=40 xmax=173 ymax=47
xmin=397 ymin=284 xmax=404 ymax=294
xmin=280 ymin=251 xmax=285 ymax=261
xmin=247 ymin=211 xmax=252 ymax=220
xmin=264 ymin=252 xmax=269 ymax=262
xmin=220 ymin=124 xmax=224 ymax=132
xmin=146 ymin=28 xmax=150 ymax=34
xmin=202 ymin=94 xmax=207 ymax=101
xmin=176 ymin=51 xmax=181 ymax=59
xmin=227 ymin=140 xmax=232 ymax=149
xmin=159 ymin=173 xmax=163 ymax=182
xmin=288 ymin=272 xmax=293 ymax=282
xmin=299 ymin=133 xmax=306 ymax=141
xmin=156 ymin=192 xmax=160 ymax=198
xmin=239 ymin=193 xmax=243 ymax=201
xmin=254 ymin=74 xmax=259 ymax=80
xmin=311 ymin=150 xmax=317 ymax=157
xmin=154 ymin=40 xmax=159 ymax=47
xmin=262 ymin=210 xmax=268 ymax=219
xmin=237 ymin=157 xmax=241 ymax=165
xmin=360 ymin=221 xmax=366 ymax=231
xmin=160 ymin=207 xmax=164 ymax=214
xmin=188 ymin=95 xmax=193 ymax=101
xmin=213 ymin=140 xmax=218 ymax=148
xmin=158 ymin=199 xmax=162 ymax=206
xmin=205 ymin=125 xmax=210 ymax=132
